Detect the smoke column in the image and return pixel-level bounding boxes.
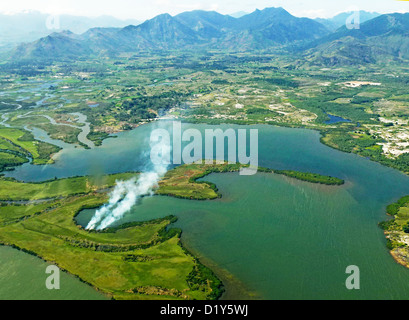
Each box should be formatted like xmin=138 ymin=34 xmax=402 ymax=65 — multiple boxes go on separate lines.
xmin=86 ymin=125 xmax=171 ymax=231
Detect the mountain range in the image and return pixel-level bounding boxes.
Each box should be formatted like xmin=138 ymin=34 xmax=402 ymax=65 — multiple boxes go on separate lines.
xmin=306 ymin=13 xmax=409 ymax=65
xmin=11 ymin=8 xmax=329 ymax=60
xmin=8 ymin=7 xmax=409 ymax=66
xmin=315 ymin=11 xmax=381 ymax=31
xmin=0 ymin=11 xmax=140 ymax=49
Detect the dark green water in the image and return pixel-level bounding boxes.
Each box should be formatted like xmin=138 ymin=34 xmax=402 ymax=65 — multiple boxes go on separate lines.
xmin=3 ymin=123 xmax=409 ymax=299
xmin=0 ymin=246 xmax=105 ymax=300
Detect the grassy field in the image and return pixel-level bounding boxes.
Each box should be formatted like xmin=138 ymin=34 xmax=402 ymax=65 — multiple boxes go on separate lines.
xmin=0 ymin=137 xmax=21 ymax=152
xmin=0 ymin=172 xmax=137 ymax=201
xmin=0 ymin=195 xmax=221 ymax=300
xmin=0 ymin=127 xmax=61 ymax=165
xmin=0 ymin=151 xmax=28 ymax=171
xmin=0 ymin=168 xmax=226 ymax=300
xmin=0 ymin=202 xmax=57 ymax=226
xmin=157 ymin=163 xmax=243 ymax=200
xmin=0 ymin=128 xmax=40 ymax=159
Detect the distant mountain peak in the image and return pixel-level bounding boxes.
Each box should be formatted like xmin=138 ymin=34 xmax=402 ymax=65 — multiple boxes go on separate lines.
xmin=147 ymin=13 xmax=173 ymax=22
xmin=59 ymin=30 xmax=75 ymax=36
xmin=315 ymin=10 xmax=381 ymax=31
xmin=307 ymin=12 xmax=409 ymax=66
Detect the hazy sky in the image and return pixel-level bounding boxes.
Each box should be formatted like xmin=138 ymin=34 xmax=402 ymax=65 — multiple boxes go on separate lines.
xmin=0 ymin=0 xmax=408 ymax=20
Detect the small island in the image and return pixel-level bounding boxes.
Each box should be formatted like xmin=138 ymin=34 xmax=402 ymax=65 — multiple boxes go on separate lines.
xmin=258 ymin=168 xmax=344 ymax=186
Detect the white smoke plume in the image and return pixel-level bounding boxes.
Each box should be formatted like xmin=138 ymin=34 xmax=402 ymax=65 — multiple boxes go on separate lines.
xmin=86 ymin=125 xmax=171 ymax=231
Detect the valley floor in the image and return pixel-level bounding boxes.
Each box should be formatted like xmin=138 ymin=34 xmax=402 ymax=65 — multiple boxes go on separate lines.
xmin=1 ymin=53 xmax=408 ymax=174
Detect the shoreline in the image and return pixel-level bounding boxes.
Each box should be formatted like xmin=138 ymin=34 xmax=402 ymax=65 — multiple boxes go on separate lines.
xmin=0 ymin=207 xmax=222 ymax=300
xmin=390 ymin=249 xmax=409 ymax=269
xmin=380 ymin=195 xmax=409 ymax=270
xmin=178 ymin=237 xmax=260 ymax=300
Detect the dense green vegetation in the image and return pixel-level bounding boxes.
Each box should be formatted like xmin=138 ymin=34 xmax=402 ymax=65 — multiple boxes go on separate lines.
xmin=272 ymin=169 xmax=344 ymax=185
xmin=87 ymin=131 xmax=110 ymax=146
xmin=386 ymin=196 xmax=409 ymax=217
xmin=0 ymin=172 xmax=136 ymax=201
xmin=289 ymin=89 xmax=378 ymax=124
xmin=0 ymin=49 xmax=408 ymax=179
xmin=379 ymin=196 xmax=409 ymax=267
xmin=106 ymin=92 xmax=187 ymax=124
xmin=322 ymin=129 xmax=409 ymax=174
xmin=158 ymin=163 xmax=344 ymax=200
xmin=263 ymin=77 xmax=299 ymax=88
xmin=0 ymin=152 xmax=28 ymax=171
xmin=187 ymin=259 xmax=224 ymax=300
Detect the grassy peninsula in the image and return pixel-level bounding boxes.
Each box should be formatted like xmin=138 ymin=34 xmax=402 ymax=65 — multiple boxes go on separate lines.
xmin=0 ymin=163 xmax=344 ymax=300
xmin=158 ymin=163 xmax=344 ymax=200
xmin=0 ymin=127 xmax=61 ymax=167
xmin=0 ymin=173 xmax=223 ymax=300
